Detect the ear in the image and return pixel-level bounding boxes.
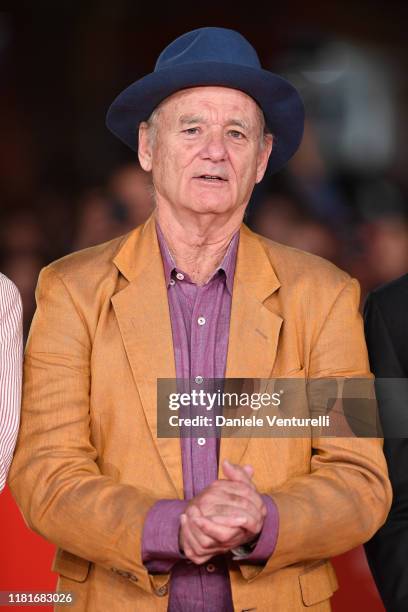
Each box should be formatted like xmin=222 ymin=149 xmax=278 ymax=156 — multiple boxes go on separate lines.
xmin=255 ymin=134 xmax=273 ymax=184
xmin=138 ymin=122 xmax=153 ymax=172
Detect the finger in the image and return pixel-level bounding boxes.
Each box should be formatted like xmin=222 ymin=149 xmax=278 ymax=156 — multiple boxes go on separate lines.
xmin=190 ymin=481 xmax=265 ymax=531
xmin=218 ymin=474 xmax=266 ymax=516
xmin=195 ymin=512 xmax=248 ymax=528
xmin=193 ymin=515 xmax=257 ymax=547
xmin=207 ymin=482 xmax=266 ymax=517
xmin=242 ymin=464 xmax=254 ymax=479
xmin=222 ymin=459 xmax=255 ymax=488
xmin=210 ymin=480 xmax=263 ymax=511
xmin=209 ymin=507 xmax=263 ymax=536
xmin=188 ymin=515 xmax=255 ymax=557
xmin=209 ymin=503 xmax=254 ymax=521
xmin=187 ymin=518 xmax=220 ymax=551
xmin=212 ymin=479 xmax=254 ymax=496
xmin=185 ymin=503 xmax=204 ymax=520
xmin=180 ymin=513 xmax=203 ymax=558
xmin=180 ymin=523 xmax=214 ymax=566
xmin=185 ymin=488 xmax=261 ymax=548
xmin=182 ymin=513 xmax=221 ymax=554
xmin=192 ymin=514 xmax=245 ymax=536
xmin=187 ymin=552 xmax=214 ymax=565
xmin=182 ymin=525 xmax=223 ymax=563
xmin=193 ymin=515 xmax=239 ymax=546
xmin=203 ymin=495 xmax=264 ymax=526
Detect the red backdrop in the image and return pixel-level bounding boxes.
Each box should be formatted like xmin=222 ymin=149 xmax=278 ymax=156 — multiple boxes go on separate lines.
xmin=0 ymin=485 xmax=384 ymax=611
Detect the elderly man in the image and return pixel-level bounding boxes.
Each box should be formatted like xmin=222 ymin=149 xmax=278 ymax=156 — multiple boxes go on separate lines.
xmin=9 ymin=28 xmax=391 ymax=611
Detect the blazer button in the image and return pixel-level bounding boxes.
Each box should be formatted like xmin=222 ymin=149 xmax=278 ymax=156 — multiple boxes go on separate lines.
xmin=111 ymin=568 xmax=131 ymax=579
xmin=155 ymin=585 xmax=168 ymax=597
xmin=119 ymin=570 xmax=130 ymax=578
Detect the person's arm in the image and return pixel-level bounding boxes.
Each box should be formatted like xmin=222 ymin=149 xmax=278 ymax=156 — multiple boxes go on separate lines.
xmin=8 ymin=266 xmax=162 ymax=594
xmin=230 ymin=494 xmax=279 ymax=562
xmin=0 ymin=274 xmax=22 ymax=492
xmin=238 ymin=277 xmax=392 ymax=581
xmin=142 ymin=499 xmax=188 ymax=573
xmin=363 ymin=291 xmax=408 ymax=612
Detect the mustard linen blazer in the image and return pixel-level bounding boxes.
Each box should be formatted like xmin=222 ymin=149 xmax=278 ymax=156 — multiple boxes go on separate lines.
xmin=9 ymin=215 xmax=392 ymax=611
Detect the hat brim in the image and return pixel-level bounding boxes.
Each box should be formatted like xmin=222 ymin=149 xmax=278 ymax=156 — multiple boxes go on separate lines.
xmin=106 ymin=61 xmax=304 ymax=174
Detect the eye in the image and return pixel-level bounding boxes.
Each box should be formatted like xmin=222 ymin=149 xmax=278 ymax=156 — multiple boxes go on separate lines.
xmin=228 ymin=130 xmax=245 ymax=139
xmin=183 ymin=127 xmax=200 ymax=135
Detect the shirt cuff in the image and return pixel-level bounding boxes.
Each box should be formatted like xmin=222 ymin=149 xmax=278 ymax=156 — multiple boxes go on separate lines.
xmin=142 ymin=499 xmax=188 ymax=573
xmin=232 ymin=494 xmax=279 ymax=563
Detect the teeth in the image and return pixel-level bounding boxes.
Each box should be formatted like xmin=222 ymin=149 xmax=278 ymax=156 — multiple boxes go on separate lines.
xmin=202 ymin=175 xmax=221 ymax=179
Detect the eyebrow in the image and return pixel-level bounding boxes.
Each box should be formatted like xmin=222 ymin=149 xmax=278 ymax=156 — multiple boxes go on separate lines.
xmin=178 ymin=114 xmax=250 ymax=131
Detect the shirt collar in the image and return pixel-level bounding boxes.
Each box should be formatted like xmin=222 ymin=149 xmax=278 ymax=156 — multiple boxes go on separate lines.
xmin=155 ymin=221 xmax=176 ymax=287
xmin=155 ymin=220 xmax=239 ymax=295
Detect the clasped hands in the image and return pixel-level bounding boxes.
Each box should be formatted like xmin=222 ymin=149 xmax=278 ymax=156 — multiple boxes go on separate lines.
xmin=179 ymin=459 xmax=267 ymax=564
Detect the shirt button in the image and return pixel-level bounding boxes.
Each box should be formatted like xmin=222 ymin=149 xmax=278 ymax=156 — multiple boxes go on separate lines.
xmin=206 ymin=563 xmax=216 ymax=573
xmin=176 ymin=272 xmax=184 ymax=280
xmin=195 ymin=375 xmax=203 ymax=384
xmin=155 ymin=584 xmax=168 ymax=597
xmin=169 ymin=278 xmax=175 ymax=286
xmin=197 ymin=437 xmax=206 ymax=446
xmin=197 ymin=316 xmax=206 ymax=326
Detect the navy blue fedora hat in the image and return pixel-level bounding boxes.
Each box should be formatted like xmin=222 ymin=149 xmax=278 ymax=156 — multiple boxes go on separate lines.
xmin=106 ymin=27 xmax=304 ymax=174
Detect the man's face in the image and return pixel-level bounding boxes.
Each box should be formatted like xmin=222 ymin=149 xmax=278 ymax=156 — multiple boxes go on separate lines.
xmin=138 ymin=86 xmax=272 ymax=217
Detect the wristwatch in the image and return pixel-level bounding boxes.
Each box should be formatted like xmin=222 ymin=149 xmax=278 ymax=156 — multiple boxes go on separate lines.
xmin=231 ymin=538 xmax=258 ymax=559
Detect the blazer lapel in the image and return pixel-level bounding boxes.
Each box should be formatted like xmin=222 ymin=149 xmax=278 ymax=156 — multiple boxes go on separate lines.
xmin=219 ymin=224 xmax=283 ymax=472
xmin=111 ymin=215 xmax=184 ymax=498
xmin=111 ymin=216 xmax=283 ymax=490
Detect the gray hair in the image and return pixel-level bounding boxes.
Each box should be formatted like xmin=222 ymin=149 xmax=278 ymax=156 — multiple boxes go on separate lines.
xmin=145 ymin=104 xmax=163 ymax=147
xmin=255 ymin=106 xmax=272 ymax=150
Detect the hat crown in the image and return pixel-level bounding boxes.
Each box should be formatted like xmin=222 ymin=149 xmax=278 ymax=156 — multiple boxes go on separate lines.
xmin=155 ymin=27 xmax=262 ymax=71
xmin=106 ymin=27 xmax=304 ymax=174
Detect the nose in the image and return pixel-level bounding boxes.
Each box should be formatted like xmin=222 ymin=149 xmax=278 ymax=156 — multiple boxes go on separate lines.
xmin=201 ymin=126 xmax=227 ymax=162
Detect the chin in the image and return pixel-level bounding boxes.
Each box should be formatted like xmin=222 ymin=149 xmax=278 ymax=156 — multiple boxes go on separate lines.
xmin=186 ymin=197 xmax=233 ymax=215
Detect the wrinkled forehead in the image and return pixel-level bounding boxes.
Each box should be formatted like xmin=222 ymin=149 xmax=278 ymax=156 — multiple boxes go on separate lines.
xmin=154 ymin=85 xmax=264 ymax=128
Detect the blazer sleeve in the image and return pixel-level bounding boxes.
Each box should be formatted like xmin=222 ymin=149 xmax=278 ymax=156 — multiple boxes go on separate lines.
xmin=0 ymin=274 xmax=23 ymax=492
xmin=240 ymin=277 xmax=392 ymax=581
xmin=363 ymin=292 xmax=408 ymax=612
xmin=8 ymin=266 xmax=160 ymax=595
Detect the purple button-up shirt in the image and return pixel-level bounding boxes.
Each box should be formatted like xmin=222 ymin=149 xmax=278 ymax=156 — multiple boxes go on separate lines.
xmin=142 ymin=221 xmax=279 ymax=611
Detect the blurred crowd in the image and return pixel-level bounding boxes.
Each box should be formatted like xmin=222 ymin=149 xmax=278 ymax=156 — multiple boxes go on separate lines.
xmin=1 ymin=17 xmax=407 ymax=339
xmin=1 ymin=143 xmax=407 ymax=340
xmin=0 ymin=163 xmax=155 ymax=337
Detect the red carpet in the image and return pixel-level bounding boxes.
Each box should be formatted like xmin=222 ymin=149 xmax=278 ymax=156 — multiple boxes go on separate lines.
xmin=0 ymin=486 xmax=384 ymax=611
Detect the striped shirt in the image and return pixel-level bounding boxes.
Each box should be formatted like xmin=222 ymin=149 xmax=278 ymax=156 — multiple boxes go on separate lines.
xmin=0 ymin=273 xmax=23 ymax=492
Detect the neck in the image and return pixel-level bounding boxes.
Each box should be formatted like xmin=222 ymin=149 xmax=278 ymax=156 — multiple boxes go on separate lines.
xmin=154 ymin=205 xmax=243 ymax=285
